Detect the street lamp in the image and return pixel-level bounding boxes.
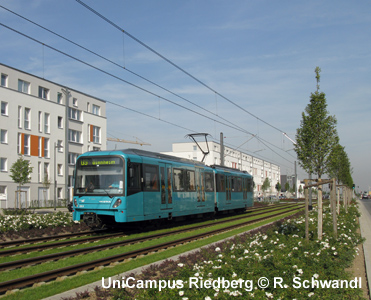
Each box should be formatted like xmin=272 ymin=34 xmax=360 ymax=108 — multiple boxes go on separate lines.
xmin=54 ymin=142 xmax=63 ymax=211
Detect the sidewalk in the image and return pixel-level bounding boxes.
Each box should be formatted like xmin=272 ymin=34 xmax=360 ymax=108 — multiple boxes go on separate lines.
xmin=357 ymin=199 xmax=371 ymax=299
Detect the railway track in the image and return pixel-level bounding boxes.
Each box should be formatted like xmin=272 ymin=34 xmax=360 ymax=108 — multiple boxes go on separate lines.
xmin=0 ymin=228 xmax=109 ymax=248
xmin=0 ymin=203 xmax=299 ymax=257
xmin=0 ymin=204 xmax=303 ymax=294
xmin=0 ymin=203 xmax=292 ymax=249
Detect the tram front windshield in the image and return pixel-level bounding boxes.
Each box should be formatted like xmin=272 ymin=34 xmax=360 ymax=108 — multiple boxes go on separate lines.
xmin=74 ymin=156 xmax=124 ymax=196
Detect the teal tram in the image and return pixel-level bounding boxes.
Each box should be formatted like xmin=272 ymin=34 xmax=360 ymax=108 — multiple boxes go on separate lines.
xmin=72 ymin=149 xmax=254 ymax=227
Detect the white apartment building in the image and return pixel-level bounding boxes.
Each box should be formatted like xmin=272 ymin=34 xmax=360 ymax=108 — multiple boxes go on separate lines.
xmin=0 ymin=64 xmax=106 ymax=208
xmin=163 ymin=141 xmax=281 ymax=198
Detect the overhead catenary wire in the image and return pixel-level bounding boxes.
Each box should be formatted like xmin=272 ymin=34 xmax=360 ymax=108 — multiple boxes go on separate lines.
xmin=0 ymin=13 xmax=297 ymax=167
xmin=0 ymin=22 xmax=258 ymax=138
xmin=0 ymin=4 xmax=253 ymax=139
xmin=76 ymin=0 xmax=288 ymax=135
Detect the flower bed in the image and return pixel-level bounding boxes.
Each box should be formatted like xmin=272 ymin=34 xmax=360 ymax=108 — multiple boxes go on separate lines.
xmin=110 ymin=202 xmax=365 ymax=299
xmin=0 ymin=211 xmax=73 ymax=233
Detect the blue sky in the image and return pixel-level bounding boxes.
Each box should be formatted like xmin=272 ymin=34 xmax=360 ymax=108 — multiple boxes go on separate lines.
xmin=1 ymin=0 xmax=370 ymax=192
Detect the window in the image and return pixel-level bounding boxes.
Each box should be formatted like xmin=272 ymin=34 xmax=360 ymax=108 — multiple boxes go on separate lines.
xmin=73 ymin=97 xmax=78 ymax=107
xmin=205 ymin=172 xmax=214 ymax=192
xmin=0 ymin=158 xmax=7 ymax=171
xmin=68 ymin=108 xmax=82 ymax=121
xmin=24 ymin=134 xmax=30 ymax=155
xmin=128 ymin=163 xmax=141 ymax=195
xmin=143 ymin=165 xmax=159 ymax=191
xmin=0 ymin=129 xmax=7 ymax=144
xmin=68 ymin=152 xmax=78 ymax=165
xmin=216 ymin=174 xmax=225 ymax=192
xmin=38 ymin=111 xmax=42 ymax=132
xmin=173 ymin=169 xmax=185 ymax=191
xmin=186 ymin=170 xmax=196 ymax=191
xmin=247 ymin=178 xmax=253 ymax=192
xmin=38 ymin=137 xmax=42 ymax=157
xmin=38 ymin=86 xmax=49 ymax=99
xmin=38 ymin=162 xmax=42 ymax=182
xmin=57 ymin=92 xmax=63 ymax=104
xmin=1 ymin=101 xmax=8 ymax=116
xmin=44 ymin=113 xmax=50 ymax=133
xmin=57 ymin=116 xmax=63 ymax=129
xmin=69 ymin=129 xmax=82 ymax=143
xmin=18 ymin=79 xmax=30 ymax=94
xmin=44 ymin=138 xmax=49 ymax=158
xmin=24 ymin=108 xmax=31 ymax=129
xmin=237 ymin=178 xmax=242 ymax=192
xmin=0 ymin=186 xmax=6 ymax=195
xmin=17 ymin=133 xmax=21 ymax=154
xmin=57 ymin=140 xmax=63 ymax=152
xmin=44 ymin=163 xmax=49 ymax=181
xmin=1 ymin=74 xmax=8 ymax=87
xmin=93 ymin=126 xmax=100 ymax=143
xmin=18 ymin=106 xmax=22 ymax=128
xmin=57 ymin=164 xmax=63 ymax=176
xmin=57 ymin=188 xmax=63 ymax=199
xmin=92 ymin=104 xmax=100 ymax=115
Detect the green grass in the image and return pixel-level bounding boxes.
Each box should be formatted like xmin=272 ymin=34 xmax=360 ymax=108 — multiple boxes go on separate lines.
xmin=0 ymin=205 xmax=297 ymax=264
xmin=1 ymin=210 xmax=300 ymax=300
xmin=0 ymin=207 xmax=300 ymax=282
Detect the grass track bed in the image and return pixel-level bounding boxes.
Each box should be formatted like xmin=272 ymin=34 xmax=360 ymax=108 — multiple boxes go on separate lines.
xmin=0 ymin=207 xmax=301 ymax=283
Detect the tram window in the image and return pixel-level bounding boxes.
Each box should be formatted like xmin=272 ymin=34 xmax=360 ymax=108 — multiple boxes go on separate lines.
xmin=143 ymin=165 xmax=159 ymax=191
xmin=237 ymin=178 xmax=242 ymax=192
xmin=186 ymin=170 xmax=195 ymax=191
xmin=128 ymin=163 xmax=141 ymax=195
xmin=247 ymin=178 xmax=253 ymax=192
xmin=217 ymin=174 xmax=225 ymax=192
xmin=173 ymin=168 xmax=185 ymax=191
xmin=205 ymin=172 xmax=214 ymax=192
xmin=128 ymin=163 xmax=141 ymax=189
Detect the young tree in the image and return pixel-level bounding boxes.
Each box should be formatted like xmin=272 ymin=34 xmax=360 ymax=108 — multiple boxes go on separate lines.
xmin=294 ymin=67 xmax=338 ymax=179
xmin=10 ymin=156 xmax=33 ymax=188
xmin=285 ymin=182 xmax=290 ymax=196
xmin=327 ymin=141 xmax=353 ymax=188
xmin=262 ymin=177 xmax=271 ymax=200
xmin=10 ymin=156 xmax=33 ymax=207
xmin=275 ymin=182 xmax=281 ymax=194
xmin=298 ymin=185 xmax=303 ymax=197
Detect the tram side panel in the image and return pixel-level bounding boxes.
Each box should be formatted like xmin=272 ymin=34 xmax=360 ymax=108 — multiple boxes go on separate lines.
xmin=215 ymin=170 xmax=254 ymax=212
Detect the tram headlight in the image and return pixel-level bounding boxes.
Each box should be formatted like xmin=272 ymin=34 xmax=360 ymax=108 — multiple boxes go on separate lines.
xmin=113 ymin=198 xmax=122 ymax=208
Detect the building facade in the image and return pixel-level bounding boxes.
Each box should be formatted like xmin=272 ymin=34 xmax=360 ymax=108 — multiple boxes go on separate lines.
xmin=0 ymin=64 xmax=106 ymax=208
xmin=163 ymin=141 xmax=281 ymax=198
xmin=280 ymin=175 xmax=305 ymax=198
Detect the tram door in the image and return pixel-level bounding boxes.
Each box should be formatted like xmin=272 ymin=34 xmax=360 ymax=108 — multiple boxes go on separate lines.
xmin=160 ymin=163 xmax=173 ymax=210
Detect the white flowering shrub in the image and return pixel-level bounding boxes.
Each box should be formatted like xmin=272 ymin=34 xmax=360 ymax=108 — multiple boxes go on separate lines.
xmin=111 ymin=203 xmax=365 ymax=299
xmin=0 ymin=212 xmax=73 ymax=233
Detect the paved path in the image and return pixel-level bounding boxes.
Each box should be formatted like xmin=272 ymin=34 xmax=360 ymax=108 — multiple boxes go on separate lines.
xmin=358 ymin=199 xmax=371 ymax=299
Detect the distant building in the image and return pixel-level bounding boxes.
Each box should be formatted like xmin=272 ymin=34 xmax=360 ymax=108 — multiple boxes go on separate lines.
xmin=163 ymin=141 xmax=281 ymax=198
xmin=0 ymin=64 xmax=106 ymax=208
xmin=280 ymin=175 xmax=305 ymax=198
